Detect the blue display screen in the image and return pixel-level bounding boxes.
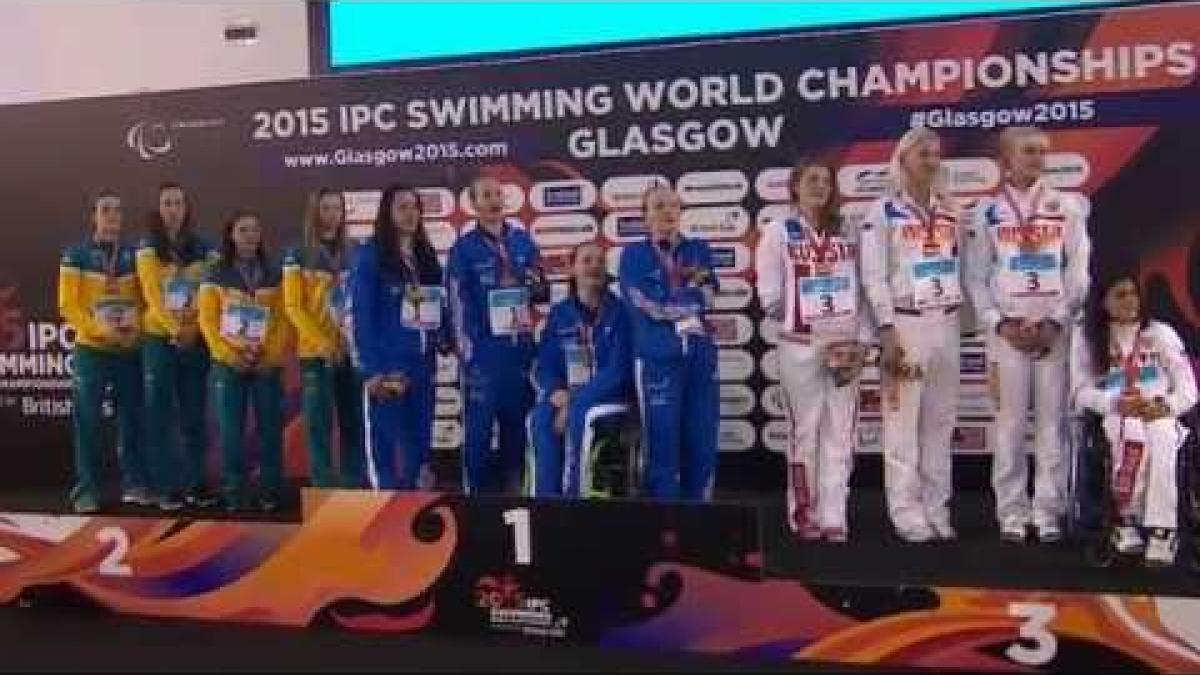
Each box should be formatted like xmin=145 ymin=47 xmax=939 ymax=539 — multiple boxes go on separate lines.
xmin=327 ymin=1 xmax=1103 ymax=69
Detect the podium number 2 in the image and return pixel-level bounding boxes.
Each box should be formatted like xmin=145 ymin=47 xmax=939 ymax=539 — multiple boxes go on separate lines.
xmin=1006 ymin=602 xmax=1057 ymax=666
xmin=503 ymin=508 xmax=532 ymax=565
xmin=96 ymin=527 xmax=132 ymax=577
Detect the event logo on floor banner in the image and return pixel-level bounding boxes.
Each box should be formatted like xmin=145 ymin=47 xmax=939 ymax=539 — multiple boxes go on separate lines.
xmin=0 ymin=2 xmax=1197 ymax=489
xmin=2 ymin=491 xmax=1200 ymax=673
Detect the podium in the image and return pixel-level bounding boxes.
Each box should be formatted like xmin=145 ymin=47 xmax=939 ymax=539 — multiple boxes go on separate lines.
xmin=2 ymin=489 xmax=1199 ymax=672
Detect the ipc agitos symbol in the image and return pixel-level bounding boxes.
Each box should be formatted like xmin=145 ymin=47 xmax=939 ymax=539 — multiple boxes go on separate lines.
xmin=126 ymin=121 xmax=173 ymax=160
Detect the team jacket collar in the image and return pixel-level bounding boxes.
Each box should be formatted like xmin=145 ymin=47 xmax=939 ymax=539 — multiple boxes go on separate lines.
xmin=651 ymin=231 xmax=686 ymax=254
xmin=88 ymin=236 xmax=120 ymax=251
xmin=1000 ymin=177 xmax=1046 ymax=211
xmin=475 ymin=219 xmax=512 ymax=243
xmin=571 ymin=289 xmax=616 ymax=325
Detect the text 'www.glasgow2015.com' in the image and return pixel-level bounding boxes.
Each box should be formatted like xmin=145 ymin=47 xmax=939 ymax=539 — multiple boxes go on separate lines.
xmin=282 ymin=140 xmax=510 ymax=169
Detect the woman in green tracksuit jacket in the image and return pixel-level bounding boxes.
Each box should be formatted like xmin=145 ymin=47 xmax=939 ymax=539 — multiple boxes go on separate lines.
xmin=282 ymin=188 xmax=364 ymax=488
xmin=136 ymin=183 xmax=220 ymax=510
xmin=59 ymin=190 xmax=150 ymax=513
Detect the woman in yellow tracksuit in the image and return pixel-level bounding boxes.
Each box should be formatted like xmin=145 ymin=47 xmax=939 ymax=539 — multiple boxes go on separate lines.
xmin=282 ymin=188 xmax=364 ymax=488
xmin=136 ymin=183 xmax=220 ymax=510
xmin=198 ymin=211 xmax=292 ymax=512
xmin=59 ymin=190 xmax=151 ymax=513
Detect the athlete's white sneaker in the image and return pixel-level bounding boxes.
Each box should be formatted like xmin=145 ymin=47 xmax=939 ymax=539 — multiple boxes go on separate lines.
xmin=896 ymin=523 xmax=935 ymax=543
xmin=121 ymin=487 xmax=154 ymax=507
xmin=822 ymin=526 xmax=849 ymax=543
xmin=1035 ymin=523 xmax=1063 ymax=544
xmin=1000 ymin=518 xmax=1029 ymax=543
xmin=794 ymin=523 xmax=823 ymax=542
xmin=1113 ymin=525 xmax=1146 ymax=555
xmin=1145 ymin=530 xmax=1178 ymax=568
xmin=930 ymin=520 xmax=958 ymax=541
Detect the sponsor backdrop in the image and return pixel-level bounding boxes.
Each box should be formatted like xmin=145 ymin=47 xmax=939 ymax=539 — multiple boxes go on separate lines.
xmin=0 ymin=2 xmax=1197 ymax=491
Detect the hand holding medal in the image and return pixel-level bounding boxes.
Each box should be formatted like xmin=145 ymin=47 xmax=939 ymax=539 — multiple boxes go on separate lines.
xmin=367 ymin=372 xmax=409 ymax=398
xmin=174 ymin=322 xmax=199 ymax=349
xmin=685 ymin=265 xmax=712 ymax=288
xmin=824 ymin=340 xmax=867 ymax=387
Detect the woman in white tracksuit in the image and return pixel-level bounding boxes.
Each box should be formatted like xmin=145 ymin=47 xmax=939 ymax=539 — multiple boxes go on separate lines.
xmin=860 ymin=127 xmax=965 ymax=543
xmin=1071 ymin=272 xmax=1197 ymax=567
xmin=755 ymin=158 xmax=872 ymax=542
xmin=966 ymin=127 xmax=1091 ymax=544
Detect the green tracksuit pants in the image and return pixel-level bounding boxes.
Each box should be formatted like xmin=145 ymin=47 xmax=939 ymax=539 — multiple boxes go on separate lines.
xmin=142 ymin=335 xmax=210 ymax=497
xmin=211 ymin=363 xmax=283 ymax=502
xmin=70 ymin=345 xmax=149 ymax=507
xmin=299 ymin=357 xmax=365 ymax=488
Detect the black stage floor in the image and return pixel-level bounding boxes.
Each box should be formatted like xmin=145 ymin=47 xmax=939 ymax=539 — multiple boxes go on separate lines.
xmin=3 ymin=486 xmax=1197 ymax=598
xmin=0 ymin=605 xmax=867 ymax=673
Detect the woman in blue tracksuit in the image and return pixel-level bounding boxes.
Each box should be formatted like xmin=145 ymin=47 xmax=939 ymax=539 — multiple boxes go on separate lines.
xmin=351 ymin=184 xmax=447 ymax=490
xmin=446 ymin=175 xmax=548 ymax=494
xmin=529 ymin=241 xmax=632 ymax=498
xmin=618 ymin=183 xmax=720 ymax=502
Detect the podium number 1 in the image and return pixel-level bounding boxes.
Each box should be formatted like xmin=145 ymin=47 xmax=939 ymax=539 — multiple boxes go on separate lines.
xmin=503 ymin=507 xmax=532 ymax=565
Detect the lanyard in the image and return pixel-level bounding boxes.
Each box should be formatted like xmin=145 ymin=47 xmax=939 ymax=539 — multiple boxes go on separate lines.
xmin=653 ymin=238 xmax=683 ymax=289
xmin=479 ymin=223 xmax=515 ymax=284
xmin=168 ymin=232 xmax=197 ymax=267
xmin=577 ymin=298 xmax=601 ymax=379
xmin=403 ymin=254 xmax=425 ymax=314
xmin=900 ymin=194 xmax=937 ymax=244
xmin=318 ymin=240 xmax=343 ymax=273
xmin=393 ymin=242 xmax=417 ymax=284
xmin=1114 ymin=330 xmax=1145 ymax=445
xmin=98 ymin=242 xmax=121 ymax=290
xmin=798 ymin=218 xmax=840 ymax=272
xmin=168 ymin=238 xmax=183 ymax=266
xmin=1116 ymin=331 xmax=1144 ymax=394
xmin=236 ymin=259 xmax=263 ymax=297
xmin=1002 ymin=183 xmax=1044 ymax=250
xmin=578 ymin=322 xmax=595 ymax=377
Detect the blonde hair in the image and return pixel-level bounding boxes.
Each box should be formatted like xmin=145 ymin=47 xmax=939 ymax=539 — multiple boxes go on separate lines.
xmin=302 ymin=188 xmax=346 ymax=260
xmin=996 ymin=126 xmax=1049 ymax=171
xmin=888 ymin=127 xmax=947 ymax=200
xmin=640 ymin=180 xmax=676 ymax=211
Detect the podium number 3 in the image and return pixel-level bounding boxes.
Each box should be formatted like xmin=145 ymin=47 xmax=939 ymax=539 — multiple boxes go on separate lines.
xmin=1006 ymin=602 xmax=1057 ymax=666
xmin=503 ymin=508 xmax=532 ymax=565
xmin=96 ymin=527 xmax=132 ymax=577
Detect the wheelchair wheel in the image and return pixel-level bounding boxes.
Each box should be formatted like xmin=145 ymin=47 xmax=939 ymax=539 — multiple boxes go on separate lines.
xmin=584 ymin=437 xmax=621 ymax=500
xmin=1083 ymin=533 xmax=1117 ymax=568
xmin=625 ymin=426 xmax=643 ymax=498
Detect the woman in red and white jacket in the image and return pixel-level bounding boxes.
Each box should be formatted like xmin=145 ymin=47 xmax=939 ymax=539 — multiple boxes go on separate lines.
xmin=755 ymin=157 xmax=873 ymax=542
xmin=859 ymin=127 xmax=966 ymax=543
xmin=1071 ymin=271 xmax=1197 ymax=567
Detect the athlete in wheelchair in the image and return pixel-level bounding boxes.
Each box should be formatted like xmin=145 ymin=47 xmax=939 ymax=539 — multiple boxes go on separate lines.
xmin=1068 ymin=271 xmax=1198 ymax=568
xmin=527 ymin=242 xmax=639 ymax=499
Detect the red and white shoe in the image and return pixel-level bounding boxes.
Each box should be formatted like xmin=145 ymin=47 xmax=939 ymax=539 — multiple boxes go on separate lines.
xmin=790 ymin=508 xmax=823 ymax=541
xmin=794 ymin=521 xmax=823 ymax=541
xmin=822 ymin=527 xmax=849 ymax=543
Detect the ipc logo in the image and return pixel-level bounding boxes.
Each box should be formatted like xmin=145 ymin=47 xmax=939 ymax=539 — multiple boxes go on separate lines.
xmin=126 ymin=121 xmax=172 ymax=160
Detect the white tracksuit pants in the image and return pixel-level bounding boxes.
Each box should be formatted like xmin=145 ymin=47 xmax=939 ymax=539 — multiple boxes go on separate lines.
xmin=1104 ymin=415 xmax=1187 ymax=530
xmin=989 ymin=330 xmax=1069 ymax=528
xmin=779 ymin=339 xmax=860 ymax=532
xmin=883 ymin=310 xmax=960 ymax=532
